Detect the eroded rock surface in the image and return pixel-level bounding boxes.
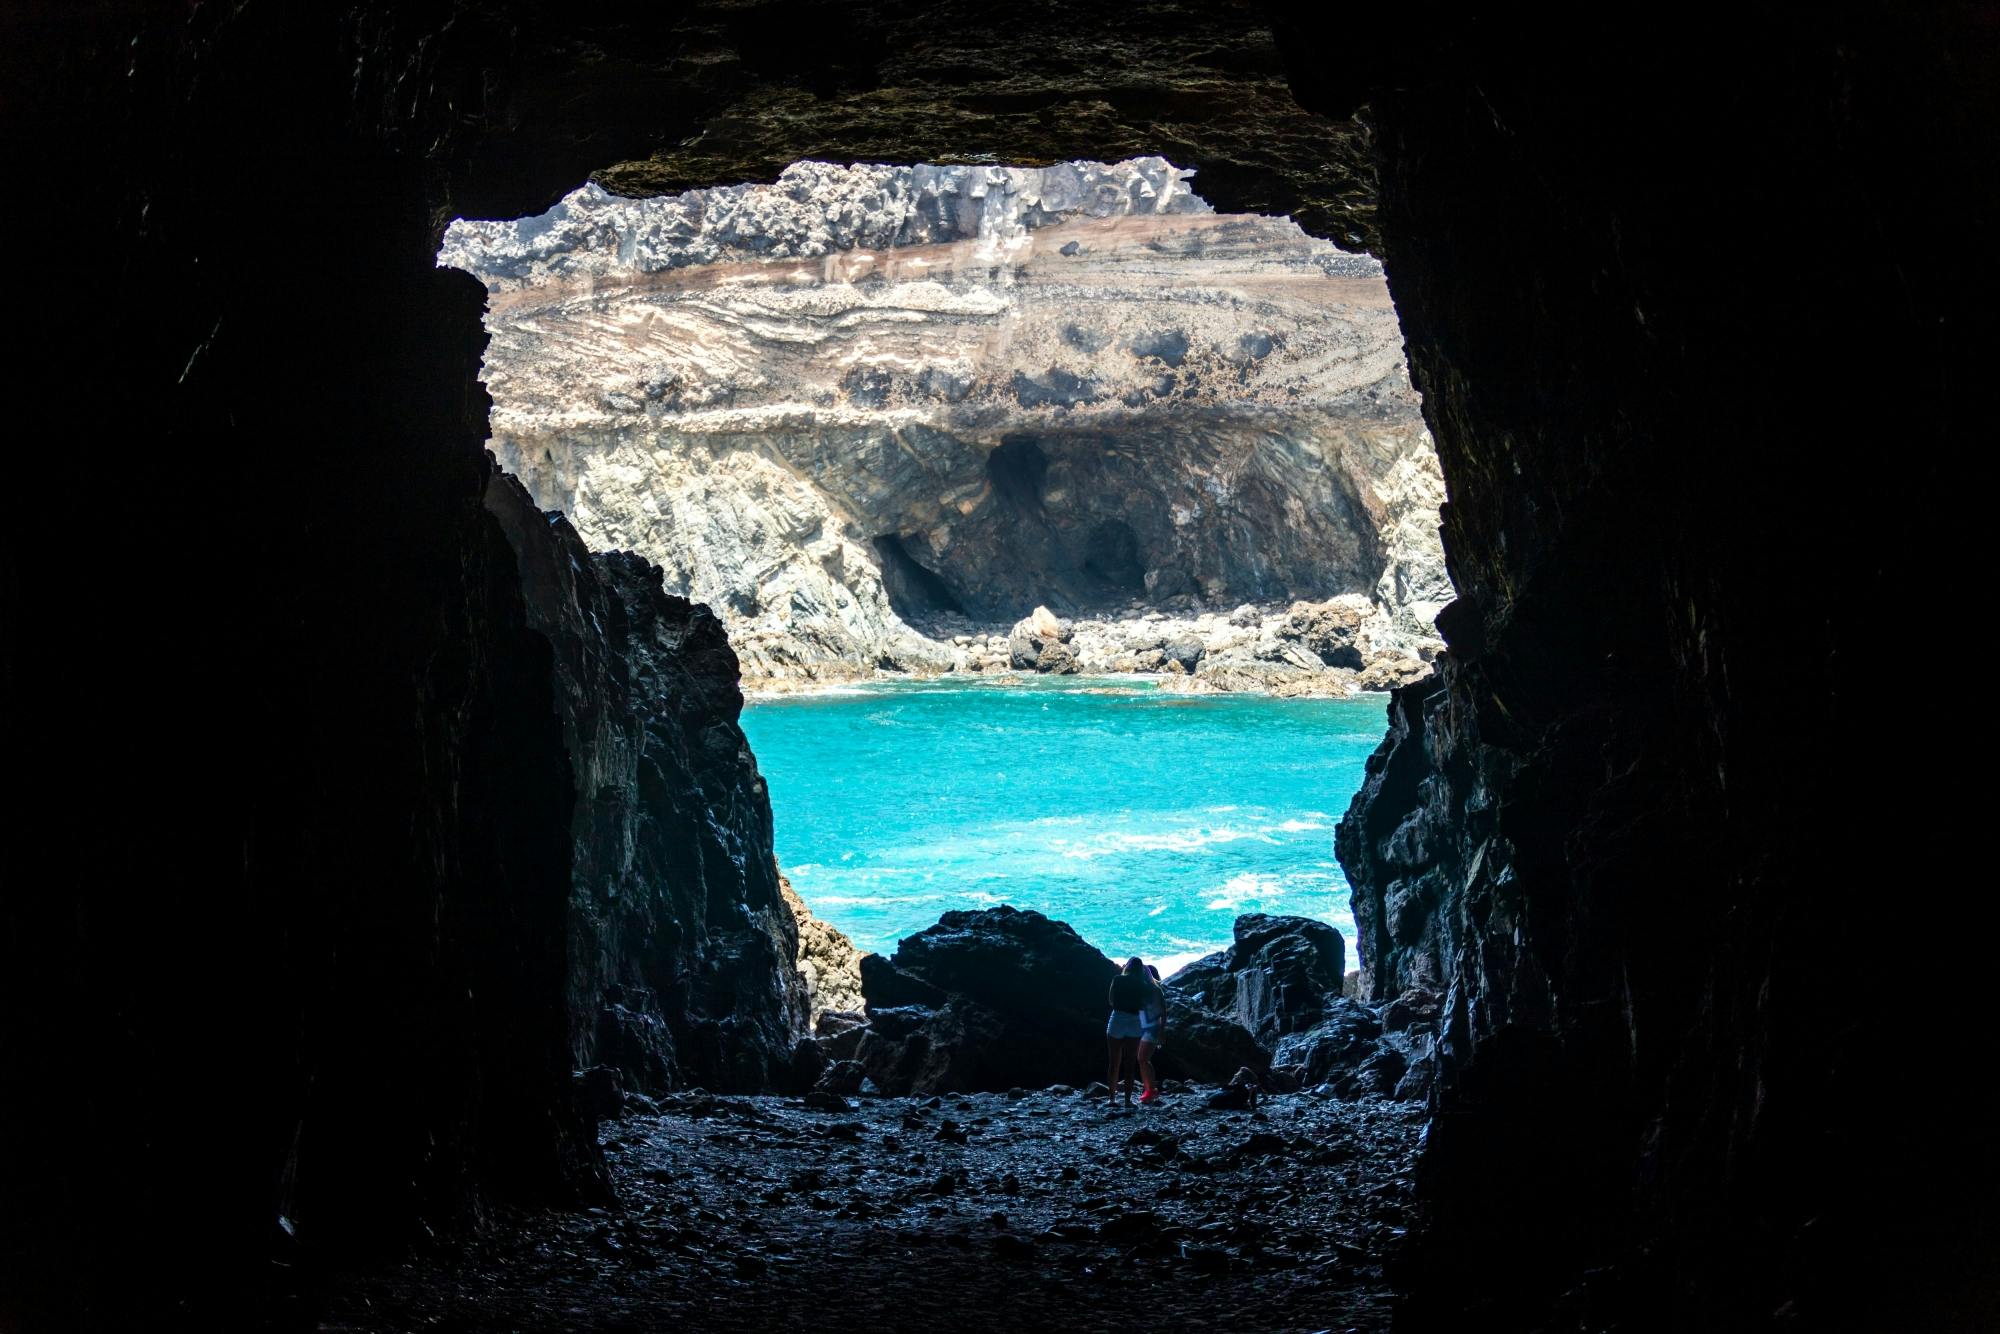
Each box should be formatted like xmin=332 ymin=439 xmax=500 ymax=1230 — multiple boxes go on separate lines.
xmin=856 ymin=907 xmax=1118 ymax=1094
xmin=486 ymin=467 xmax=809 ymax=1094
xmin=779 ymin=868 xmax=864 ymax=1023
xmin=442 ymin=160 xmax=1447 ymax=689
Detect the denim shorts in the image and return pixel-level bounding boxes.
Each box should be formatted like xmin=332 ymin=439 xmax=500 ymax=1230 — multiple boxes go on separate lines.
xmin=1106 ymin=1010 xmax=1144 ymax=1040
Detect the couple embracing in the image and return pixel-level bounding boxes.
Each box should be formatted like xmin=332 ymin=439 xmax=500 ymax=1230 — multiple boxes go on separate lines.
xmin=1104 ymin=956 xmax=1167 ymax=1108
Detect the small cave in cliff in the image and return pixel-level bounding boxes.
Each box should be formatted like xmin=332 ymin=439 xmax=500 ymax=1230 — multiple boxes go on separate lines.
xmin=438 ymin=158 xmax=1451 ymax=691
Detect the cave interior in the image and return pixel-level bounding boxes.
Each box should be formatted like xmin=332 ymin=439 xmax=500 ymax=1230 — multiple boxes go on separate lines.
xmin=3 ymin=2 xmax=1996 ymax=1331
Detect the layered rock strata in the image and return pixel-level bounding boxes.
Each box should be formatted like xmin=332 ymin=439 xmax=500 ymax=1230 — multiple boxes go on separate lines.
xmin=441 ymin=160 xmax=1447 ymax=689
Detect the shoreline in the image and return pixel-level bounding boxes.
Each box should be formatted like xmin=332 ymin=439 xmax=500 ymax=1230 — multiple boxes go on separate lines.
xmin=737 ymin=596 xmax=1444 ymax=703
xmin=741 ymin=665 xmax=1410 ymax=703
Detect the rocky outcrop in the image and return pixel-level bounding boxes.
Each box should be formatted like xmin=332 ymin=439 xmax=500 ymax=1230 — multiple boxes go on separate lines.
xmin=919 ymin=594 xmax=1437 ymax=696
xmin=1160 ymin=915 xmax=1428 ymax=1099
xmin=1005 ymin=605 xmax=1078 ymax=674
xmin=484 ymin=468 xmax=809 ymax=1094
xmin=779 ymin=869 xmax=864 ymax=1023
xmin=854 ymin=907 xmax=1117 ymax=1094
xmin=441 ymin=161 xmax=1448 ymax=688
xmin=1166 ymin=913 xmax=1347 ymax=1046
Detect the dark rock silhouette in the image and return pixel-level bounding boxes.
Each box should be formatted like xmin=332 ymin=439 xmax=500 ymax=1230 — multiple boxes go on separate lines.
xmin=1166 ymin=913 xmax=1348 ymax=1045
xmin=486 ymin=469 xmax=807 ymax=1096
xmin=856 ymin=907 xmax=1118 ymax=1094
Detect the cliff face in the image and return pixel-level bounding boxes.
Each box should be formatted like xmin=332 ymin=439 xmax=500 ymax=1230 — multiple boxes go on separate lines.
xmin=484 ymin=467 xmax=806 ymax=1095
xmin=442 ymin=160 xmax=1447 ymax=684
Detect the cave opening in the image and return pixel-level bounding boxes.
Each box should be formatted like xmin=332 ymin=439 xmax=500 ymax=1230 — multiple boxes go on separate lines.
xmin=17 ymin=7 xmax=1980 ymax=1327
xmin=872 ymin=532 xmax=967 ymax=616
xmin=437 ymin=156 xmax=1452 ymax=986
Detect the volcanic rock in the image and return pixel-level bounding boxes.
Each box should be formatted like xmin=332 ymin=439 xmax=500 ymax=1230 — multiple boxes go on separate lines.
xmin=1167 ymin=913 xmax=1347 ymax=1045
xmin=856 ymin=907 xmax=1117 ymax=1094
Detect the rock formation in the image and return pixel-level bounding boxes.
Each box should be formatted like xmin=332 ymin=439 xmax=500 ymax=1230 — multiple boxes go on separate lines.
xmin=1161 ymin=915 xmax=1428 ymax=1099
xmin=441 ymin=161 xmax=1448 ymax=689
xmin=484 ymin=467 xmax=812 ymax=1095
xmin=854 ymin=907 xmax=1119 ymax=1094
xmin=779 ymin=868 xmax=864 ymax=1023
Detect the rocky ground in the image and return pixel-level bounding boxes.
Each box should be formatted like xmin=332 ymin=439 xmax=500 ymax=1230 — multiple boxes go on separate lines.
xmin=747 ymin=597 xmax=1442 ymax=698
xmin=321 ymin=1084 xmax=1422 ymax=1333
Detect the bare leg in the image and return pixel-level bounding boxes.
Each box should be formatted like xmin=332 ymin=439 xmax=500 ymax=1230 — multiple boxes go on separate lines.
xmin=1137 ymin=1038 xmax=1157 ymax=1096
xmin=1106 ymin=1036 xmax=1122 ymax=1102
xmin=1121 ymin=1038 xmax=1140 ymax=1104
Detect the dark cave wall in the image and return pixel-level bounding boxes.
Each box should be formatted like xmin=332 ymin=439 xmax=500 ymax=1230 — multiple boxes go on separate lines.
xmin=2 ymin=2 xmax=1995 ymax=1330
xmin=1308 ymin=6 xmax=2000 ymax=1329
xmin=484 ymin=468 xmax=808 ymax=1095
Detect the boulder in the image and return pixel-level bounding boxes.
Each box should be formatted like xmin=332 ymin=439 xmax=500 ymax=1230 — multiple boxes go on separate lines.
xmin=856 ymin=907 xmax=1118 ymax=1094
xmin=1272 ymin=998 xmax=1384 ymax=1084
xmin=1167 ymin=914 xmax=1347 ymax=1045
xmin=1278 ymin=598 xmax=1368 ymax=669
xmin=787 ymin=1036 xmax=828 ymax=1094
xmin=1152 ymin=1006 xmax=1272 ymax=1084
xmin=1161 ymin=637 xmax=1205 ymax=672
xmin=1381 ymin=987 xmax=1442 ymax=1034
xmin=815 ymin=1059 xmax=867 ymax=1096
xmin=1008 ymin=606 xmax=1079 ymax=673
xmin=815 ymin=1010 xmax=868 ymax=1061
xmin=574 ymin=1065 xmax=627 ymax=1122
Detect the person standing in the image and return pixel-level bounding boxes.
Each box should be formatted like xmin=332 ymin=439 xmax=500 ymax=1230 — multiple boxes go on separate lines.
xmin=1106 ymin=957 xmax=1151 ymax=1108
xmin=1137 ymin=963 xmax=1167 ymax=1103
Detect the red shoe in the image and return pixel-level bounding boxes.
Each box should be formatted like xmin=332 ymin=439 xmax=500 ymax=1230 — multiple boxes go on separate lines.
xmin=1139 ymin=1087 xmax=1159 ymax=1104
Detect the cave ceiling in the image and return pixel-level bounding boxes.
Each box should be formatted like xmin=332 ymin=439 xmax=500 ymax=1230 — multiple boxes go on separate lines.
xmin=452 ymin=0 xmax=1379 ymax=251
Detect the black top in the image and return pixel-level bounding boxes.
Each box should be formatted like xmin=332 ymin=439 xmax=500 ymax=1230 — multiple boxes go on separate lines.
xmin=1109 ymin=972 xmax=1153 ymax=1013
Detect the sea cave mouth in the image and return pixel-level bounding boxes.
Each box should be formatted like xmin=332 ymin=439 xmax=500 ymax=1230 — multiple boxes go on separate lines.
xmin=436 ymin=155 xmax=1454 ymax=984
xmin=17 ymin=7 xmax=1974 ymax=1328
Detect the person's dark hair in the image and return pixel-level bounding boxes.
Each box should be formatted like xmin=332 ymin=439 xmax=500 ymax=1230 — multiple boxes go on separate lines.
xmin=1146 ymin=964 xmax=1161 ymax=982
xmin=1124 ymin=956 xmax=1144 ymax=974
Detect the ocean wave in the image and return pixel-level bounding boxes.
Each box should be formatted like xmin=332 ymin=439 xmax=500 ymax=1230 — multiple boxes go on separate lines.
xmin=1271 ymin=818 xmax=1327 ymax=833
xmin=1154 ymin=947 xmax=1223 ymax=978
xmin=1059 ymin=826 xmax=1278 ymax=859
xmin=1205 ymin=872 xmax=1282 ymax=911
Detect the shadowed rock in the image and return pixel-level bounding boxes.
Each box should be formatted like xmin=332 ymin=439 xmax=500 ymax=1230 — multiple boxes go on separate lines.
xmin=856 ymin=907 xmax=1118 ymax=1094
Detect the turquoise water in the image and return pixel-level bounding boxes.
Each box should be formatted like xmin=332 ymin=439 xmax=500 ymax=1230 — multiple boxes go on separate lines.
xmin=739 ymin=677 xmax=1388 ymax=974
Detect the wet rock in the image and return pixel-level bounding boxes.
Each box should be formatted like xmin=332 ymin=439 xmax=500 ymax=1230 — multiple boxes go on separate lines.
xmin=802 ymin=1091 xmax=853 ymax=1113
